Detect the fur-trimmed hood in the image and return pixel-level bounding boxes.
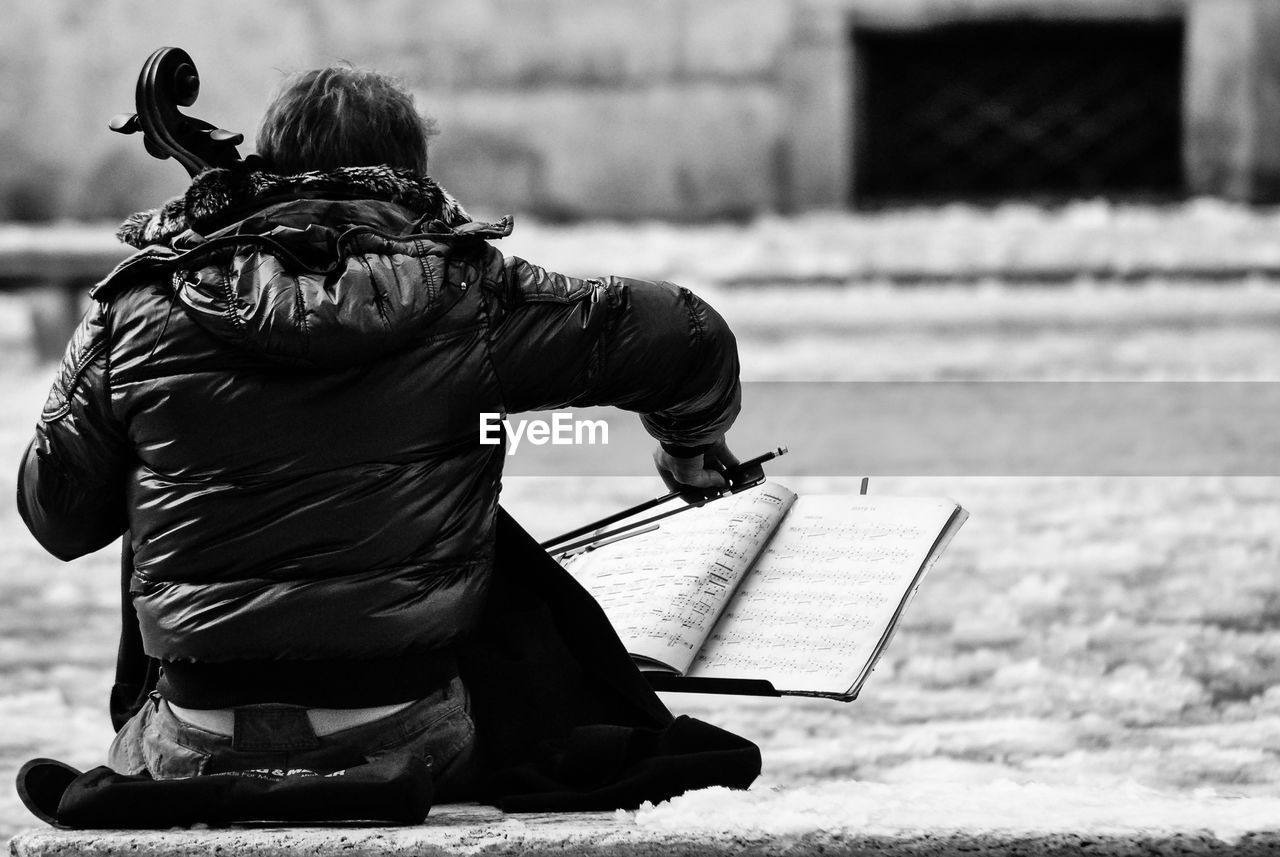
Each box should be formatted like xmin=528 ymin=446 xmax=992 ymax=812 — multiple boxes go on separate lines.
xmin=116 ymin=164 xmax=474 ymax=249
xmin=105 ymin=165 xmax=510 ymax=368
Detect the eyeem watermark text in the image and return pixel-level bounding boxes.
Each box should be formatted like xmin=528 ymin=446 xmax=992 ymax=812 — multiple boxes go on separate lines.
xmin=479 ymin=412 xmax=609 ymax=455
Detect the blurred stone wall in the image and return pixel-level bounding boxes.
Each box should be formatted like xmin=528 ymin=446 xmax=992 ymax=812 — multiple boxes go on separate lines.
xmin=0 ymin=0 xmax=793 ymax=222
xmin=0 ymin=0 xmax=1278 ymax=223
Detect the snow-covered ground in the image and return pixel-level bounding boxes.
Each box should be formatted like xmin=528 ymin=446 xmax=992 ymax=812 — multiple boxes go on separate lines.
xmin=496 ymin=198 xmax=1280 ymax=284
xmin=0 ymin=206 xmax=1278 ymax=839
xmin=629 ymin=781 xmax=1280 ymax=843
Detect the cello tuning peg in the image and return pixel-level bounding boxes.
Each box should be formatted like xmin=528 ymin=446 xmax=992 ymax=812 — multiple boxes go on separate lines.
xmin=207 ymin=128 xmax=244 ymax=145
xmin=109 ymin=113 xmax=140 ymax=134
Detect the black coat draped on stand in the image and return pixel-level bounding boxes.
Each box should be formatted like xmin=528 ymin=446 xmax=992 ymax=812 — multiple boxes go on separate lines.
xmin=100 ymin=507 xmax=761 ymax=819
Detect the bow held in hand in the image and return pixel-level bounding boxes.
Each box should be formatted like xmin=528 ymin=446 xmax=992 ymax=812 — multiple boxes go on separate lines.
xmin=654 ymin=440 xmax=774 ymax=505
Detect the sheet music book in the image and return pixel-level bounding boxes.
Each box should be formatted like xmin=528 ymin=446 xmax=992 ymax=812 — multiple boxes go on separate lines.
xmin=560 ymin=482 xmax=967 ymax=700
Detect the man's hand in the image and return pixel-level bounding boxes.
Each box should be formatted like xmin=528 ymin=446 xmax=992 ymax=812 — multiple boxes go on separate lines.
xmin=653 ymin=439 xmax=740 ymax=502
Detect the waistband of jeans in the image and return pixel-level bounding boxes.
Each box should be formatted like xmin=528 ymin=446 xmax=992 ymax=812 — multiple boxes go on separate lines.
xmin=157 ymin=649 xmax=459 ymax=709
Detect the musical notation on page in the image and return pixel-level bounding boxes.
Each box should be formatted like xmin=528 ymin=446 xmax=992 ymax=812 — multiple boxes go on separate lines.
xmin=563 ymin=482 xmax=966 ymax=698
xmin=562 ymin=484 xmax=797 ymax=675
xmin=689 ymin=495 xmax=960 ymax=693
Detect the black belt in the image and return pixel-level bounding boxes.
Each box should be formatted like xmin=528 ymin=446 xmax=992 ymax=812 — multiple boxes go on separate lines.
xmin=158 ymin=649 xmax=459 ymax=709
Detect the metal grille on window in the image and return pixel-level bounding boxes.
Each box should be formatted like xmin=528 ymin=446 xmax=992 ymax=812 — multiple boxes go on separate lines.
xmin=853 ymin=21 xmax=1185 ymax=203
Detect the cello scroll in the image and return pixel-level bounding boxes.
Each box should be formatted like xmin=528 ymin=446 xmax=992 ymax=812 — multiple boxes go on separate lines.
xmin=109 ymin=47 xmax=245 ymax=177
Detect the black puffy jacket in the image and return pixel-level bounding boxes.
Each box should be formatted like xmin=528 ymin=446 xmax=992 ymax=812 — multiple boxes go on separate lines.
xmin=18 ymin=166 xmax=740 ymax=705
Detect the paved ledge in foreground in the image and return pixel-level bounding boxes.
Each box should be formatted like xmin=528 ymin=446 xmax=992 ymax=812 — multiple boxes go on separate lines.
xmin=10 ymin=804 xmax=1280 ymax=857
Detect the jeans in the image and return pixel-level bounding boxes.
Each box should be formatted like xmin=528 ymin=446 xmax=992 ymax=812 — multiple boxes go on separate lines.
xmin=107 ymin=676 xmax=479 ymax=803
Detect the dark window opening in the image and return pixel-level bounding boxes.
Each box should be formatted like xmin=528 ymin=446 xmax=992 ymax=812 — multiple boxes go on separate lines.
xmin=853 ymin=20 xmax=1185 ymax=204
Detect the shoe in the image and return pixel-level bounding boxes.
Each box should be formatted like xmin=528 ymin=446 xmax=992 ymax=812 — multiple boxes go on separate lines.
xmin=16 ymin=758 xmax=81 ymax=827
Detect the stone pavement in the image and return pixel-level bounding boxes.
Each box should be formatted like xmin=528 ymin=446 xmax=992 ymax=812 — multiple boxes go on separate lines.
xmin=10 ymin=803 xmax=1280 ymax=857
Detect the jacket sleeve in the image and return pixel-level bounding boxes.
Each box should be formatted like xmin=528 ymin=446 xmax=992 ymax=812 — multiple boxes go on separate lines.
xmin=484 ymin=255 xmax=741 ymax=455
xmin=17 ymin=300 xmax=130 ymax=561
